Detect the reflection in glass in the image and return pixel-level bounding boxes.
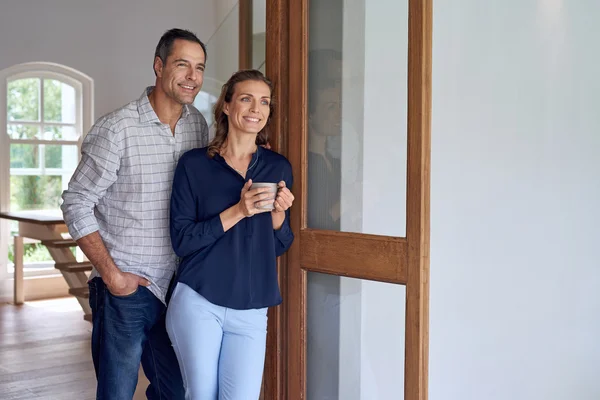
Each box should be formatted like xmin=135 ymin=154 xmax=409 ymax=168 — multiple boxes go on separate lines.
xmin=307 ymin=272 xmax=406 ymax=399
xmin=306 ymin=2 xmax=344 ymax=399
xmin=306 ymin=0 xmax=409 ymax=398
xmin=307 ymin=50 xmax=343 ymax=231
xmin=306 ymin=4 xmax=345 ymax=396
xmin=306 ymin=0 xmax=408 ymax=237
xmin=7 ymin=78 xmax=40 ymax=122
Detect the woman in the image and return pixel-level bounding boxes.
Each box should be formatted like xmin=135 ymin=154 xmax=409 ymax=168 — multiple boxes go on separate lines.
xmin=166 ymin=69 xmax=295 ymax=399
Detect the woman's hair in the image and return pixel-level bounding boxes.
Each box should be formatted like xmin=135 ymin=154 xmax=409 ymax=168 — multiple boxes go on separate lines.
xmin=207 ymin=69 xmax=275 ymax=157
xmin=308 ymin=49 xmax=342 ymax=114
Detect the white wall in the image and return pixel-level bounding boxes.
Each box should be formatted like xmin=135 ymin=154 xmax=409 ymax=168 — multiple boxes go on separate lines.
xmin=430 ymin=1 xmax=600 ymax=399
xmin=0 ymin=0 xmax=221 ymax=120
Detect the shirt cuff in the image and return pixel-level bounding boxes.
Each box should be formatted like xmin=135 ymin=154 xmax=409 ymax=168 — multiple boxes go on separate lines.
xmin=68 ymin=215 xmax=100 ymax=240
xmin=209 ymin=213 xmax=225 ymax=240
xmin=273 ymin=220 xmax=292 ymax=240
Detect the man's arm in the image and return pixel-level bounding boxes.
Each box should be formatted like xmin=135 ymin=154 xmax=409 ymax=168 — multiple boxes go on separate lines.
xmin=77 ymin=232 xmax=149 ymax=295
xmin=61 ymin=122 xmax=148 ymax=295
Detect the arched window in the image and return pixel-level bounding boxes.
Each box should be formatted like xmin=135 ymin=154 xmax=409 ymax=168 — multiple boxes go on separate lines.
xmin=0 ymin=62 xmax=93 ymax=276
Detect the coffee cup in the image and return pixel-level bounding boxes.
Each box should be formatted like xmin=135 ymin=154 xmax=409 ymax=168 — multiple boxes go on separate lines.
xmin=250 ymin=182 xmax=278 ymax=210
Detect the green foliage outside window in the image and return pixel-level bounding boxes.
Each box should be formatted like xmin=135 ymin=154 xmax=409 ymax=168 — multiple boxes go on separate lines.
xmin=7 ymin=243 xmax=55 ymax=264
xmin=43 ymin=79 xmax=65 ymax=122
xmin=10 ymin=176 xmax=62 ymax=211
xmin=7 ymin=78 xmax=70 ymax=265
xmin=7 ymin=78 xmax=40 ymax=122
xmin=8 ymin=78 xmax=64 ymax=123
xmin=8 ymin=78 xmax=65 ymax=212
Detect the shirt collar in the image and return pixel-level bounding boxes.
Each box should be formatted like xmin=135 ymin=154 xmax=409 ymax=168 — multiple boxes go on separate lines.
xmin=137 ymin=86 xmax=191 ymax=124
xmin=248 ymin=145 xmax=262 ymax=169
xmin=215 ymin=144 xmax=263 ymax=174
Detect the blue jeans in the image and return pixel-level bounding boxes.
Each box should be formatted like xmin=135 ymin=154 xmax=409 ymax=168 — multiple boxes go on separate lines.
xmin=88 ymin=277 xmax=184 ymax=400
xmin=166 ymin=283 xmax=268 ymax=400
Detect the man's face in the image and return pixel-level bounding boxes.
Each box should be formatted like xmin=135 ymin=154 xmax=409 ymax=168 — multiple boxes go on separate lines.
xmin=154 ymin=39 xmax=206 ymax=105
xmin=326 ymin=58 xmax=342 ymax=86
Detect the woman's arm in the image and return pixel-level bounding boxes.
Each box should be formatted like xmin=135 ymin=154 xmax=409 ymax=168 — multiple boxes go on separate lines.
xmin=271 ymin=172 xmax=295 ymax=255
xmin=170 ymin=159 xmax=274 ymax=257
xmin=273 ymin=208 xmax=294 ymax=256
xmin=170 ymin=158 xmax=226 ymax=257
xmin=271 ymin=181 xmax=294 ymax=229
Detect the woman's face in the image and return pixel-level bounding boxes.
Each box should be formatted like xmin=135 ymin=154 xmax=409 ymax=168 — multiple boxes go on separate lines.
xmin=224 ymin=80 xmax=271 ymax=135
xmin=309 ymin=85 xmax=341 ymax=137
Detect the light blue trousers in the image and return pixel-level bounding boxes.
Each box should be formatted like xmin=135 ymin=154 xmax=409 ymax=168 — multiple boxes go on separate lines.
xmin=166 ymin=283 xmax=268 ymax=400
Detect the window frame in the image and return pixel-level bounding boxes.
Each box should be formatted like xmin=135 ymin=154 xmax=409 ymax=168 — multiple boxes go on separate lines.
xmin=0 ymin=62 xmax=93 ymax=279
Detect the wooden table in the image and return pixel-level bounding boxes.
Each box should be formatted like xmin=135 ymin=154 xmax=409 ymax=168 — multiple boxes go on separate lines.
xmin=0 ymin=210 xmax=90 ymax=315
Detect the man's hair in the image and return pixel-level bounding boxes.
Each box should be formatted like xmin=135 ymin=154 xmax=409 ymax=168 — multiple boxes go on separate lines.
xmin=153 ymin=28 xmax=207 ymax=76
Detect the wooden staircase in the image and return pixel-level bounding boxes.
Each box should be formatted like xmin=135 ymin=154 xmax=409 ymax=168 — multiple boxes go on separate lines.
xmin=42 ymin=238 xmax=93 ymax=322
xmin=0 ymin=211 xmax=94 ymax=322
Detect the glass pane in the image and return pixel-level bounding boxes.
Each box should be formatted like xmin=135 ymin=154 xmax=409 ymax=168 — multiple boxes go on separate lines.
xmin=253 ymin=0 xmax=266 ymax=72
xmin=10 ymin=143 xmax=39 ymax=168
xmin=7 ymin=124 xmax=40 ymax=140
xmin=10 ymin=175 xmax=63 ymax=211
xmin=43 ymin=125 xmax=79 ymax=140
xmin=44 ymin=144 xmax=79 ymax=169
xmin=204 ymin=2 xmax=239 ymax=102
xmin=7 ymin=243 xmax=54 ymax=266
xmin=7 ymin=78 xmax=40 ymax=121
xmin=307 ymin=0 xmax=408 ymax=237
xmin=197 ymin=2 xmax=239 ymax=133
xmin=307 ymin=272 xmax=405 ymax=399
xmin=193 ymin=92 xmax=218 ymax=128
xmin=43 ymin=79 xmax=76 ymax=123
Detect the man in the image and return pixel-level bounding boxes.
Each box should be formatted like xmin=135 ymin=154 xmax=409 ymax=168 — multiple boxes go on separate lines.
xmin=61 ymin=28 xmax=209 ymax=399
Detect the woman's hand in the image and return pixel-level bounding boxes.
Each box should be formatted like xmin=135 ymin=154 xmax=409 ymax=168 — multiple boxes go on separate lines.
xmin=238 ymin=179 xmax=275 ymax=217
xmin=273 ymin=181 xmax=294 ymax=213
xmin=271 ymin=181 xmax=294 ymax=230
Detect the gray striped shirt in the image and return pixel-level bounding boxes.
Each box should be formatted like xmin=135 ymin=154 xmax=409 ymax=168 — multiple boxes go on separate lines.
xmin=61 ymin=87 xmax=209 ymax=303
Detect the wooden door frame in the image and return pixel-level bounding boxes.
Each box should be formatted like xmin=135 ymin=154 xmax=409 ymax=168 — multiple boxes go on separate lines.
xmin=238 ymin=0 xmax=253 ymax=69
xmin=265 ymin=0 xmax=432 ymax=398
xmin=263 ymin=0 xmax=289 ymax=398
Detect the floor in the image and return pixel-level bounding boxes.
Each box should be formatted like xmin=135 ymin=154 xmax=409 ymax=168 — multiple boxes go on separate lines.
xmin=0 ymin=297 xmax=148 ymax=400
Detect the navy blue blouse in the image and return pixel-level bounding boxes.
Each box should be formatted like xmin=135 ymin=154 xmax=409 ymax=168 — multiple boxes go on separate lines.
xmin=169 ymin=146 xmax=294 ymax=309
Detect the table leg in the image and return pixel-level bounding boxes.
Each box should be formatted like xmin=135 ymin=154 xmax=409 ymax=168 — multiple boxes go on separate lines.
xmin=13 ymin=235 xmax=24 ymax=305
